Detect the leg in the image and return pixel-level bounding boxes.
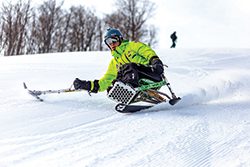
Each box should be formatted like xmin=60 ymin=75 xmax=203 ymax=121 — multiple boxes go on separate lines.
xmin=117 ymin=63 xmax=163 ymax=87
xmin=116 ymin=63 xmax=140 ymax=87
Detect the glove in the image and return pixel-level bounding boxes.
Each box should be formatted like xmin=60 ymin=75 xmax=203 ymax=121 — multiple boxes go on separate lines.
xmin=73 ymin=78 xmax=99 ymax=93
xmin=151 ymin=58 xmax=164 ymax=75
xmin=73 ymin=78 xmax=91 ymax=91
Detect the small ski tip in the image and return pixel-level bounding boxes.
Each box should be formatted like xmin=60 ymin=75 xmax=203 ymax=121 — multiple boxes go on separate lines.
xmin=169 ymin=97 xmax=181 ymax=105
xmin=23 ymin=82 xmax=27 ymax=89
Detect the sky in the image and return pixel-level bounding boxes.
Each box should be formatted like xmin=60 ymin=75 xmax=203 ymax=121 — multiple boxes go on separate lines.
xmin=2 ymin=0 xmax=250 ymax=49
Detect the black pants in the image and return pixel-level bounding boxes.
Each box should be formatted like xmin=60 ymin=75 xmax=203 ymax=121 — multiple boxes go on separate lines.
xmin=171 ymin=42 xmax=176 ymax=48
xmin=116 ymin=63 xmax=163 ymax=87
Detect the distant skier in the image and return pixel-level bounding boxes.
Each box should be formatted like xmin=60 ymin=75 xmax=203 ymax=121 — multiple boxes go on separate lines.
xmin=170 ymin=31 xmax=177 ymax=48
xmin=73 ymin=28 xmax=164 ymax=93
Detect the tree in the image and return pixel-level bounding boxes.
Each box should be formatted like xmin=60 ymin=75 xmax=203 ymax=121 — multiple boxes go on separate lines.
xmin=0 ymin=14 xmax=4 ymax=54
xmin=0 ymin=0 xmax=157 ymax=55
xmin=1 ymin=0 xmax=31 ymax=56
xmin=54 ymin=10 xmax=72 ymax=52
xmin=67 ymin=6 xmax=100 ymax=51
xmin=104 ymin=0 xmax=157 ymax=46
xmin=32 ymin=0 xmax=64 ymax=53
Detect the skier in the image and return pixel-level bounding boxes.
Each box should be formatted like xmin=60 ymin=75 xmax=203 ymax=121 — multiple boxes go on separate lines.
xmin=170 ymin=31 xmax=177 ymax=48
xmin=23 ymin=27 xmax=180 ymax=112
xmin=73 ymin=28 xmax=165 ymax=93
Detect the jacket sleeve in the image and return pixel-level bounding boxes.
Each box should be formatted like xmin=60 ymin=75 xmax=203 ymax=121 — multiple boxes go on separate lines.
xmin=98 ymin=59 xmax=118 ymax=92
xmin=133 ymin=42 xmax=158 ymax=64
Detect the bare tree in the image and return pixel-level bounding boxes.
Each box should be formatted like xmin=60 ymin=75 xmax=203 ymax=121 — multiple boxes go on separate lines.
xmin=145 ymin=25 xmax=158 ymax=47
xmin=94 ymin=20 xmax=105 ymax=51
xmin=1 ymin=0 xmax=31 ymax=56
xmin=0 ymin=14 xmax=4 ymax=54
xmin=31 ymin=0 xmax=63 ymax=53
xmin=0 ymin=0 xmax=157 ymax=55
xmin=67 ymin=6 xmax=100 ymax=51
xmin=104 ymin=0 xmax=157 ymax=46
xmin=54 ymin=10 xmax=72 ymax=52
xmin=25 ymin=11 xmax=38 ymax=54
xmin=25 ymin=2 xmax=102 ymax=53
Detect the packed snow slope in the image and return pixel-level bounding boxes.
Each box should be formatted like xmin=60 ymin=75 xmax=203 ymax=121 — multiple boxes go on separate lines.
xmin=0 ymin=48 xmax=250 ymax=167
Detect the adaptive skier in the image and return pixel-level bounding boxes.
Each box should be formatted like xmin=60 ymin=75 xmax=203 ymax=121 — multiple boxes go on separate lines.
xmin=23 ymin=27 xmax=180 ymax=112
xmin=73 ymin=28 xmax=165 ymax=93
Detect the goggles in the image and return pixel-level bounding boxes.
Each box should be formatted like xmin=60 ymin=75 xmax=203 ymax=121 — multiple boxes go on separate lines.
xmin=105 ymin=37 xmax=119 ymax=45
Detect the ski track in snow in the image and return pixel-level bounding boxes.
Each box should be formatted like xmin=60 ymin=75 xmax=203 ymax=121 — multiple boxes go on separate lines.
xmin=0 ymin=49 xmax=250 ymax=167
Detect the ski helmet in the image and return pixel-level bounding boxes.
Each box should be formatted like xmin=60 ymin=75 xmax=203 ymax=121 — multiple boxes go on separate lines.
xmin=104 ymin=28 xmax=123 ymax=48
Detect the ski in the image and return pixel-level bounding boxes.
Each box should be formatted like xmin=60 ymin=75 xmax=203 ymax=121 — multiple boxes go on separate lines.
xmin=23 ymin=82 xmax=85 ymax=101
xmin=115 ymin=96 xmax=181 ymax=113
xmin=169 ymin=97 xmax=181 ymax=105
xmin=23 ymin=82 xmax=44 ymax=101
xmin=115 ymin=103 xmax=153 ymax=113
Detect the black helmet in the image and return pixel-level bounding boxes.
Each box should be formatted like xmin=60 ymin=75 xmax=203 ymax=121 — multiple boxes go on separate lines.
xmin=104 ymin=28 xmax=123 ymax=48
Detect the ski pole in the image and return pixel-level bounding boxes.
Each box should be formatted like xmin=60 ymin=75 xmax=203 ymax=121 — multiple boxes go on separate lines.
xmin=23 ymin=82 xmax=91 ymax=96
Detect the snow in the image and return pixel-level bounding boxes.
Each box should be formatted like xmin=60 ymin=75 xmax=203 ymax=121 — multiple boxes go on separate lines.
xmin=0 ymin=49 xmax=250 ymax=167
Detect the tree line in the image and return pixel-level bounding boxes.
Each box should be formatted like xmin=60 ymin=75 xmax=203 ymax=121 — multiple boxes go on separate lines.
xmin=0 ymin=0 xmax=157 ymax=56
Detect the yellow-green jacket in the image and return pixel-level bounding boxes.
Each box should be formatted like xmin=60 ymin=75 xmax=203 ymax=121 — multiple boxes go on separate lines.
xmin=92 ymin=40 xmax=158 ymax=92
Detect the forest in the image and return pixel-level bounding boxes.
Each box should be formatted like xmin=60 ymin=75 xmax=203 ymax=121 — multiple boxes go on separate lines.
xmin=0 ymin=0 xmax=157 ymax=56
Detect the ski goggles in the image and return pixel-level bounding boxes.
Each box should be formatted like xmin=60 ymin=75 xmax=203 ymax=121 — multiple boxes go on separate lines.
xmin=105 ymin=37 xmax=119 ymax=45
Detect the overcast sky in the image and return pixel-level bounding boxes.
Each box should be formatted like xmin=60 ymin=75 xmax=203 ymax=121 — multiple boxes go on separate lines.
xmin=3 ymin=0 xmax=250 ymax=49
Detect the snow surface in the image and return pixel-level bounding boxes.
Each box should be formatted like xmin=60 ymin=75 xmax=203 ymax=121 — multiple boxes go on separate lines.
xmin=0 ymin=49 xmax=250 ymax=167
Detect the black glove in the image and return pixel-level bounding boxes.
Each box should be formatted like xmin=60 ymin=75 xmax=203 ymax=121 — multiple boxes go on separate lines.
xmin=73 ymin=78 xmax=91 ymax=90
xmin=151 ymin=58 xmax=164 ymax=75
xmin=73 ymin=78 xmax=99 ymax=93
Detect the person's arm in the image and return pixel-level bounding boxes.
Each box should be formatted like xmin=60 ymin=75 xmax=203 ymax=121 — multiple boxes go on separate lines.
xmin=98 ymin=59 xmax=117 ymax=92
xmin=134 ymin=42 xmax=164 ymax=74
xmin=73 ymin=59 xmax=118 ymax=93
xmin=132 ymin=41 xmax=158 ymax=64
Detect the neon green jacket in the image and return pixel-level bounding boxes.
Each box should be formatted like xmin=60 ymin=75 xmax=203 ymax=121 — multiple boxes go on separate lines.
xmin=94 ymin=40 xmax=158 ymax=92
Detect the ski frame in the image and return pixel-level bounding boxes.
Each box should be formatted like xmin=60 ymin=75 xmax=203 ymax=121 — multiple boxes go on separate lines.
xmin=137 ymin=76 xmax=178 ymax=100
xmin=23 ymin=74 xmax=180 ymax=108
xmin=113 ymin=78 xmax=181 ymax=113
xmin=23 ymin=82 xmax=87 ymax=101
